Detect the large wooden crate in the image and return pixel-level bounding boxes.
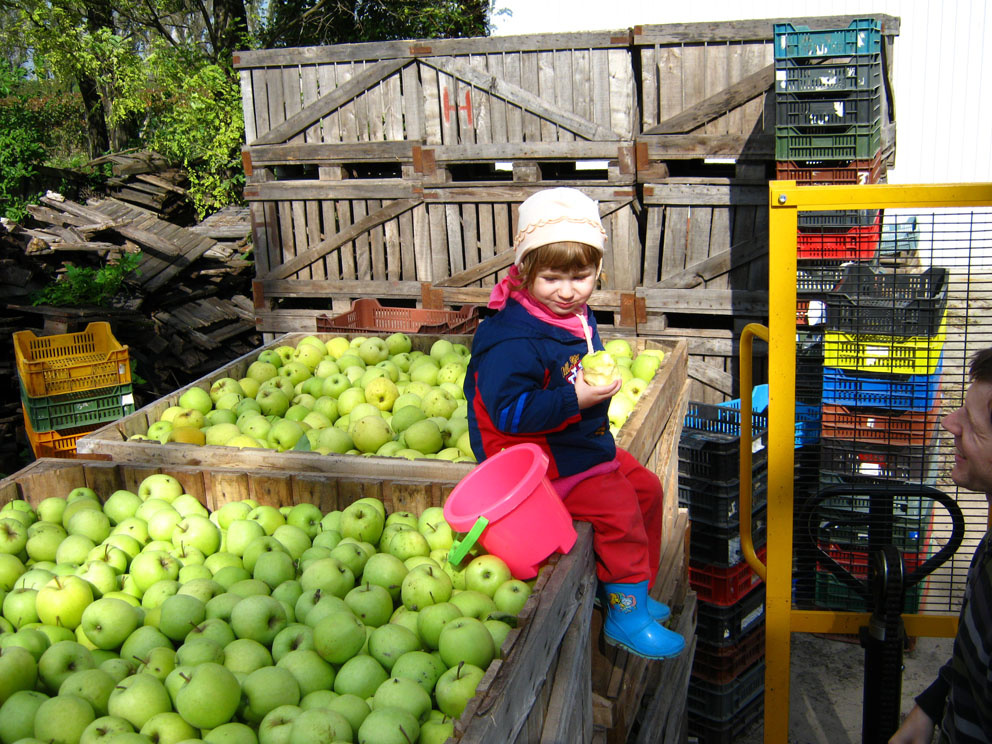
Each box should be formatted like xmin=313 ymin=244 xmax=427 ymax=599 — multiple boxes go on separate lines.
xmin=0 ymin=456 xmax=600 ymax=742
xmin=247 ymin=182 xmax=641 ymax=333
xmin=77 ymin=333 xmax=686 ymax=522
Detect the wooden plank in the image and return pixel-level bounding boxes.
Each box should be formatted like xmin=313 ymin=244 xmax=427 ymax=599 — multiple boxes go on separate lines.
xmin=235 ymin=30 xmax=634 ymax=68
xmin=400 ymin=62 xmax=423 ymax=142
xmin=638 ymin=287 xmax=767 ymax=316
xmin=264 ymin=198 xmax=418 ymax=280
xmin=688 ymin=357 xmax=734 ymax=397
xmin=642 ymin=181 xmax=767 ymax=206
xmin=244 ymin=180 xmax=418 ymax=201
xmin=636 ymin=132 xmax=775 ymax=160
xmin=251 ymin=58 xmax=408 ymax=145
xmin=248 ymin=142 xmax=417 ymax=165
xmin=631 ymin=14 xmax=900 ymax=44
xmin=643 ymin=62 xmax=774 ymax=134
xmin=422 ymin=55 xmax=621 ymax=142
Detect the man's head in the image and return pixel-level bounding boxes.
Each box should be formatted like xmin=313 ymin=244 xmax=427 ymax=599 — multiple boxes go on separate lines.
xmin=943 ymin=347 xmax=992 ymax=494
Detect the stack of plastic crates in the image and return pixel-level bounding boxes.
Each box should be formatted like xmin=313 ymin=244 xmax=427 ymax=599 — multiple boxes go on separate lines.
xmin=797 ymin=263 xmax=947 ymax=611
xmin=774 ymin=18 xmax=886 ymax=264
xmin=14 ymin=322 xmax=134 ymax=459
xmin=680 ymin=402 xmax=768 ymax=742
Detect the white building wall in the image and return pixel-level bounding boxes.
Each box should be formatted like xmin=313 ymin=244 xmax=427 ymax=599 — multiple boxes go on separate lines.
xmin=492 ymin=0 xmax=992 ymax=185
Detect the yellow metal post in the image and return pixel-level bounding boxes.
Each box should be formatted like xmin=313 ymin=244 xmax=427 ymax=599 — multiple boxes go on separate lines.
xmin=759 ymin=180 xmax=992 ymax=743
xmin=763 ymin=186 xmax=798 ymax=744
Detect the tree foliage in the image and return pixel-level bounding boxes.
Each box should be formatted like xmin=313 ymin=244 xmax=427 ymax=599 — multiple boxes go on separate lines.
xmin=0 ymin=0 xmax=496 ymax=218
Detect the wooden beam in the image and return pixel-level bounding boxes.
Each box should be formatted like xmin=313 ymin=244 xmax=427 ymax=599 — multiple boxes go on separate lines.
xmin=638 ymin=287 xmax=768 ymax=316
xmin=688 ymin=358 xmax=734 ymax=397
xmin=654 ymin=240 xmax=765 ymax=289
xmin=266 ymin=198 xmax=419 ymax=280
xmin=434 ymin=249 xmax=515 ymax=288
xmin=636 ymin=133 xmax=775 ymax=161
xmin=251 ymin=58 xmax=409 ymax=146
xmin=643 ymin=64 xmax=774 ymax=135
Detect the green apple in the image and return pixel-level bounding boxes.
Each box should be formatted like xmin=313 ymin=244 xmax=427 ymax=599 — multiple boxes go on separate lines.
xmin=435 ymin=661 xmax=485 ymax=719
xmin=384 ymin=333 xmax=412 ymax=355
xmin=222 ymin=637 xmax=272 ymax=676
xmin=0 ymin=689 xmax=49 ymax=744
xmin=360 ymin=553 xmax=407 ymax=603
xmin=324 ymin=336 xmax=351 ymax=359
xmin=267 ymin=419 xmax=306 ymax=451
xmin=0 ymin=645 xmax=38 ymax=704
xmin=438 ymin=616 xmax=495 ymax=670
xmin=256 ymin=388 xmax=291 ymax=418
xmin=419 ymin=715 xmax=454 ymax=744
xmin=416 ymin=601 xmax=462 ymax=650
xmin=604 ymin=338 xmax=633 ymax=358
xmin=230 ymin=594 xmax=288 ymax=645
xmin=338 ymin=501 xmax=384 ymax=544
xmin=372 ymin=676 xmax=431 ymax=722
xmin=247 ymin=505 xmax=286 ymax=536
xmin=363 ymin=377 xmax=399 ymax=411
xmin=174 ymin=661 xmax=241 ymax=729
xmin=464 ymin=555 xmax=513 ymax=598
xmin=59 ymin=667 xmax=116 ymax=717
xmin=391 ymin=649 xmax=447 ymax=697
xmin=239 ymin=666 xmax=300 ymax=725
xmin=1 ymin=628 xmax=50 ymax=661
xmin=492 ymin=579 xmax=532 ymax=616
xmin=36 ymin=575 xmax=94 ymax=630
xmin=275 ymin=648 xmax=335 ymax=698
xmin=630 ymin=352 xmax=662 ymax=382
xmin=80 ymin=598 xmax=141 ymax=651
xmin=608 ymin=391 xmax=636 ymax=429
xmin=580 ymin=350 xmax=621 ymax=386
xmin=332 ymin=654 xmax=388 ymax=700
xmin=402 ymin=419 xmax=443 ymax=455
xmin=138 ymin=474 xmax=185 ymax=503
xmin=129 ymin=550 xmax=181 ymax=594
xmin=203 ymin=722 xmax=257 ymax=744
xmin=387 ymin=529 xmax=431 ymax=563
xmin=178 ymin=386 xmax=213 ymax=416
xmin=400 ymin=564 xmax=452 ymax=611
xmin=621 ymin=376 xmax=648 ymax=403
xmin=253 ymin=550 xmax=296 ymax=590
xmin=107 ymin=672 xmax=172 ymax=729
xmin=33 ymin=693 xmax=96 ymax=744
xmin=311 ymin=611 xmax=365 ymax=665
xmin=349 ymin=415 xmax=394 ymax=454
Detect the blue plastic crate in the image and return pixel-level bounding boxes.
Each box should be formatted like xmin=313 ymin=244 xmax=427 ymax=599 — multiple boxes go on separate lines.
xmin=774 ymin=19 xmax=882 ymax=60
xmin=821 ymin=357 xmax=944 ymax=411
xmin=719 ymin=386 xmax=820 ymax=447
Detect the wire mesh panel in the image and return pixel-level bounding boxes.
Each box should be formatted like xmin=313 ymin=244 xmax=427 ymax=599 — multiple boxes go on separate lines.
xmin=792 ymin=209 xmax=992 ymax=615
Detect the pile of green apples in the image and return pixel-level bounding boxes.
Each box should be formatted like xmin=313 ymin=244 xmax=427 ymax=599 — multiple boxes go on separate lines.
xmin=0 ymin=478 xmax=537 ymax=744
xmin=580 ymin=340 xmax=666 ymax=435
xmin=131 ymin=334 xmax=477 ymax=462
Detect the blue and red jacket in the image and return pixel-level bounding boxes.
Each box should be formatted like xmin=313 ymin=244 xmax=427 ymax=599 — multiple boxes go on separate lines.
xmin=464 ymin=299 xmax=615 ymax=479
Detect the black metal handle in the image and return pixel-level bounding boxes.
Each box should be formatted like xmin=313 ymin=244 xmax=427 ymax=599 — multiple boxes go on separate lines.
xmin=800 ymin=483 xmax=966 ymax=604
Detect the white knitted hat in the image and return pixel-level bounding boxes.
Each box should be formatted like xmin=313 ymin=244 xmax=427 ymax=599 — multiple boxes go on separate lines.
xmin=513 ymin=187 xmax=607 ymax=266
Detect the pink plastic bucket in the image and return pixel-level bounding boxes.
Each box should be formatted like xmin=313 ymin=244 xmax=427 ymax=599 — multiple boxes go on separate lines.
xmin=443 ymin=443 xmax=578 ymax=579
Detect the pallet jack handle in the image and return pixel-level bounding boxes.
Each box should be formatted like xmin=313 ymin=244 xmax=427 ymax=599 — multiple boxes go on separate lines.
xmin=739 ymin=322 xmax=769 ymax=582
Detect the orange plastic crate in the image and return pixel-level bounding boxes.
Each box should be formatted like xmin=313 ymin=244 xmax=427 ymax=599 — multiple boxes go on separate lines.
xmin=22 ymin=408 xmax=99 ymax=459
xmin=821 ymin=395 xmax=943 ymax=447
xmin=15 ymin=322 xmax=131 ymax=397
xmin=316 ymin=299 xmax=480 ymax=335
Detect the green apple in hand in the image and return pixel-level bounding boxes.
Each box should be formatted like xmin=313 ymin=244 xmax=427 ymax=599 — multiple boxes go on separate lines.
xmin=581 ymin=350 xmax=621 ymax=386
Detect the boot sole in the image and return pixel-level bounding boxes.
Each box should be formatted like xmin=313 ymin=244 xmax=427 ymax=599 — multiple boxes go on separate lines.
xmin=603 ymin=633 xmax=685 ymax=660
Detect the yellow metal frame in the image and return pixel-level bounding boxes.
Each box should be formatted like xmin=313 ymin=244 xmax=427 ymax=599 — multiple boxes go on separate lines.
xmin=744 ymin=181 xmax=992 ymax=744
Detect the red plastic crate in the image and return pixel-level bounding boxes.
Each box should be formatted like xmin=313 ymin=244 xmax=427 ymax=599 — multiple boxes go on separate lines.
xmin=796 ymin=211 xmax=882 ymax=261
xmin=775 ymin=151 xmax=885 ymax=186
xmin=818 ymin=541 xmax=928 ymax=578
xmin=690 ymin=547 xmax=767 ymax=606
xmin=315 ymin=299 xmax=479 ymax=335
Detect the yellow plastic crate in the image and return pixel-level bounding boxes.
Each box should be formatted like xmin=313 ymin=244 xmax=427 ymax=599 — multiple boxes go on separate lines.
xmin=14 ymin=322 xmax=131 ymax=397
xmin=22 ymin=408 xmax=98 ymax=459
xmin=823 ymin=315 xmax=947 ymax=375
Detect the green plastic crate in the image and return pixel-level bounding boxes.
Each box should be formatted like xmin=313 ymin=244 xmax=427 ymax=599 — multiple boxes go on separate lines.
xmin=775 ymin=123 xmax=881 ymax=161
xmin=814 ymin=570 xmax=922 ymax=613
xmin=20 ymin=381 xmax=136 ymax=432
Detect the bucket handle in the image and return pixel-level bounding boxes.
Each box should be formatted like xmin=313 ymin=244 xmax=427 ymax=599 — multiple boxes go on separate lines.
xmin=448 ymin=517 xmax=489 ymax=566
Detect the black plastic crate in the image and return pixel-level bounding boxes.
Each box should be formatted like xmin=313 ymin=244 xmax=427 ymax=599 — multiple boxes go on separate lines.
xmin=775 ymin=55 xmax=882 ymax=94
xmin=687 ymin=689 xmax=764 ymax=744
xmin=819 ymin=434 xmax=939 ymax=483
xmin=679 ymin=472 xmax=768 ymax=529
xmin=689 ymin=660 xmax=766 ymax=722
xmin=680 ymin=402 xmax=768 ymax=482
xmin=692 ymin=623 xmax=766 ymax=685
xmin=817 ymin=265 xmax=948 ymax=336
xmin=696 ymin=584 xmax=766 ymax=648
xmin=776 ymin=89 xmax=882 ymax=128
xmin=798 ymin=209 xmax=881 ymax=229
xmin=811 ymin=501 xmax=934 ymax=553
xmin=690 ymin=507 xmax=768 ymax=568
xmin=797 ymin=330 xmax=825 ymax=405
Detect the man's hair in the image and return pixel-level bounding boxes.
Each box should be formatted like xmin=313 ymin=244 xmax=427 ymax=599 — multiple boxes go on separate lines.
xmin=516 ymin=241 xmax=601 ymax=289
xmin=970 ymin=347 xmax=992 ymax=383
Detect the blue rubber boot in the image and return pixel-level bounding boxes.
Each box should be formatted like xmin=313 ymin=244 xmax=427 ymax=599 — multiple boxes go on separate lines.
xmin=596 ymin=582 xmax=671 ymax=622
xmin=602 ymin=581 xmax=685 ymax=660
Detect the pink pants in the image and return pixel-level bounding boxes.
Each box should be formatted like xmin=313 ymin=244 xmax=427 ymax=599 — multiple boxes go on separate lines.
xmin=561 ymin=448 xmax=663 ymax=586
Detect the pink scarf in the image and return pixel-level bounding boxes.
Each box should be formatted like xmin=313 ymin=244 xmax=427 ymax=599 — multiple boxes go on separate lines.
xmin=488 ymin=266 xmax=588 ymax=339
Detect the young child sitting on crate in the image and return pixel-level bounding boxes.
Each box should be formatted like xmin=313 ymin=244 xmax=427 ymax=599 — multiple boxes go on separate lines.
xmin=463 ymin=187 xmax=685 ymax=660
